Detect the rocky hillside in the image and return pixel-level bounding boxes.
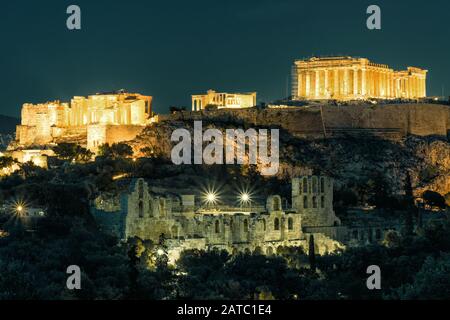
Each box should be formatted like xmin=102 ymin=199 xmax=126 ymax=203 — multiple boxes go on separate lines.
xmin=126 ymin=116 xmax=450 ymax=199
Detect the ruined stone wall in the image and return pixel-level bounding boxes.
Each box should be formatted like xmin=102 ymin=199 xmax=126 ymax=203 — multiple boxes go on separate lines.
xmin=91 ymin=177 xmax=347 ymax=262
xmin=292 ymin=176 xmax=340 ymax=227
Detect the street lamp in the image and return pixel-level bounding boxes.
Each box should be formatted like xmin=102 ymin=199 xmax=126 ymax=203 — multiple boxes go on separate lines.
xmin=239 ymin=192 xmax=252 ymax=209
xmin=205 ymin=192 xmax=218 ymax=205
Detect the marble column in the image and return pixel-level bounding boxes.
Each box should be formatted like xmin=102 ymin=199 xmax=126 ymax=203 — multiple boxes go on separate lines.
xmin=361 ymin=69 xmax=367 ymax=97
xmin=297 ymin=71 xmax=303 ymax=98
xmin=334 ymin=69 xmax=339 ymax=98
xmin=305 ymin=72 xmax=311 ymax=98
xmin=353 ymin=69 xmax=358 ymax=98
xmin=324 ymin=70 xmax=329 ymax=98
xmin=343 ymin=68 xmax=349 ymax=96
xmin=315 ymin=70 xmax=320 ymax=98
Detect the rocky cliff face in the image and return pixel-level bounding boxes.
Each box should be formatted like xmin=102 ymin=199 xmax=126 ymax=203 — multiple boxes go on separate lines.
xmin=126 ymin=114 xmax=450 ymax=199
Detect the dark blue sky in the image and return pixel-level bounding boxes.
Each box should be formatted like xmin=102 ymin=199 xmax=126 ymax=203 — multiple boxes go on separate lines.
xmin=1 ymin=0 xmax=449 ymax=117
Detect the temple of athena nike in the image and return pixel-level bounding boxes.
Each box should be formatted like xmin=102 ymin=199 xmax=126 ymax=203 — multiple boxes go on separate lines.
xmin=291 ymin=56 xmax=427 ymax=100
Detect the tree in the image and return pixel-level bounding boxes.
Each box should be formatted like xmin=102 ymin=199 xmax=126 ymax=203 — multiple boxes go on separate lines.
xmin=140 ymin=146 xmax=155 ymax=158
xmin=445 ymin=193 xmax=450 ymax=207
xmin=75 ymin=147 xmax=94 ymax=163
xmin=204 ymin=104 xmax=218 ymax=111
xmin=98 ymin=143 xmax=133 ymax=159
xmin=308 ymin=234 xmax=316 ymax=271
xmin=422 ymin=190 xmax=446 ymax=210
xmin=382 ymin=230 xmax=401 ymax=248
xmin=52 ymin=143 xmax=93 ymax=163
xmin=169 ymin=106 xmax=186 ymax=114
xmin=403 ymin=172 xmax=416 ymax=237
xmin=0 ymin=156 xmax=15 ymax=169
xmin=52 ymin=143 xmax=79 ymax=161
xmin=17 ymin=161 xmax=42 ymax=179
xmin=394 ymin=254 xmax=450 ymax=299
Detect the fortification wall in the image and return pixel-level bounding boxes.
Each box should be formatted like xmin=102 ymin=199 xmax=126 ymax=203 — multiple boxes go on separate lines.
xmin=160 ymin=104 xmax=450 ymax=139
xmin=87 ymin=124 xmax=146 ymax=151
xmin=322 ymin=104 xmax=450 ymax=137
xmin=105 ymin=125 xmax=146 ymax=145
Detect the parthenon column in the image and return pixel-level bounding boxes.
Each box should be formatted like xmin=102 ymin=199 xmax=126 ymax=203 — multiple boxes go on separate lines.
xmin=305 ymin=72 xmax=311 ymax=98
xmin=388 ymin=72 xmax=394 ymax=98
xmin=334 ymin=69 xmax=339 ymax=98
xmin=374 ymin=71 xmax=379 ymax=97
xmin=368 ymin=70 xmax=373 ymax=96
xmin=361 ymin=69 xmax=367 ymax=97
xmin=415 ymin=77 xmax=420 ymax=98
xmin=353 ymin=69 xmax=358 ymax=98
xmin=315 ymin=70 xmax=320 ymax=98
xmin=297 ymin=71 xmax=302 ymax=98
xmin=343 ymin=69 xmax=349 ymax=96
xmin=324 ymin=70 xmax=329 ymax=98
xmin=422 ymin=78 xmax=426 ymax=97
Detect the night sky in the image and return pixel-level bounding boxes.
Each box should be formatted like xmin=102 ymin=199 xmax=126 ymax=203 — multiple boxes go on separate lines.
xmin=1 ymin=0 xmax=449 ymax=117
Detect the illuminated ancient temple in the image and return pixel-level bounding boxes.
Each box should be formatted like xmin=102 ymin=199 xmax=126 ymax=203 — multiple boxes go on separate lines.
xmin=192 ymin=89 xmax=257 ymax=111
xmin=15 ymin=90 xmax=152 ymax=149
xmin=291 ymin=56 xmax=427 ymax=100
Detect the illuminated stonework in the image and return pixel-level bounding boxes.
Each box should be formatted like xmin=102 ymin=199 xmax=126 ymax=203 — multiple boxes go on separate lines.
xmin=92 ymin=176 xmax=346 ymax=264
xmin=291 ymin=56 xmax=427 ymax=100
xmin=14 ymin=91 xmax=152 ymax=150
xmin=192 ymin=89 xmax=257 ymax=111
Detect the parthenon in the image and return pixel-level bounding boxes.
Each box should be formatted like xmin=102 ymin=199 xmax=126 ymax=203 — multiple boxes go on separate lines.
xmin=291 ymin=56 xmax=427 ymax=100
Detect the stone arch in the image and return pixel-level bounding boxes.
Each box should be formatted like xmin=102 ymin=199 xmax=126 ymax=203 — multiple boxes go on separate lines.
xmin=288 ymin=217 xmax=293 ymax=230
xmin=274 ymin=217 xmax=280 ymax=230
xmin=254 ymin=246 xmax=263 ymax=255
xmin=273 ymin=196 xmax=281 ymax=211
xmin=266 ymin=247 xmax=274 ymax=255
xmin=148 ymin=199 xmax=153 ymax=216
xmin=138 ymin=200 xmax=144 ymax=218
xmin=215 ymin=220 xmax=220 ymax=233
xmin=138 ymin=179 xmax=144 ymax=199
xmin=232 ymin=247 xmax=239 ymax=255
xmin=244 ymin=248 xmax=251 ymax=255
xmin=302 ymin=177 xmax=308 ymax=193
xmin=375 ymin=229 xmax=382 ymax=240
xmin=243 ymin=219 xmax=249 ymax=232
xmin=159 ymin=198 xmax=166 ymax=217
xmin=303 ymin=195 xmax=308 ymax=209
xmin=312 ymin=177 xmax=318 ymax=193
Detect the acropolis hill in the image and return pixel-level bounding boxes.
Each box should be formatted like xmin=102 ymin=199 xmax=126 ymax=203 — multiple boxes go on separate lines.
xmin=6 ymin=57 xmax=449 ymax=164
